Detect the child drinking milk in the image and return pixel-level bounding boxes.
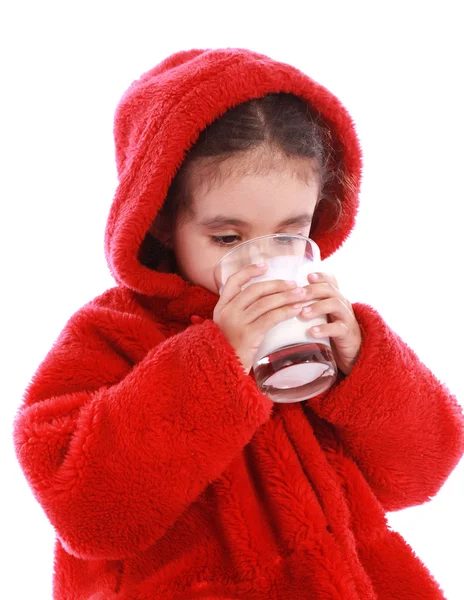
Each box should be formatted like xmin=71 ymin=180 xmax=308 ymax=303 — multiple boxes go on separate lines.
xmin=13 ymin=48 xmax=464 ymax=599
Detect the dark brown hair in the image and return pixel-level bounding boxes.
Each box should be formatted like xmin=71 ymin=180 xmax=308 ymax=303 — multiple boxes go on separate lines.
xmin=139 ymin=92 xmax=347 ymax=271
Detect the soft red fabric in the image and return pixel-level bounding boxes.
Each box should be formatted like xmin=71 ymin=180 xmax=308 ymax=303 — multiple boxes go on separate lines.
xmin=13 ymin=48 xmax=464 ymax=600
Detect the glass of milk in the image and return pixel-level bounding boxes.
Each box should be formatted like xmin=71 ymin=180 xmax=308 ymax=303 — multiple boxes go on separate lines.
xmin=213 ymin=234 xmax=338 ymax=403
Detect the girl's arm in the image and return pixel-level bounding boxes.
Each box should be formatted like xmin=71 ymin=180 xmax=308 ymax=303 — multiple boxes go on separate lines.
xmin=13 ymin=304 xmax=273 ymax=560
xmin=307 ymin=302 xmax=464 ymax=512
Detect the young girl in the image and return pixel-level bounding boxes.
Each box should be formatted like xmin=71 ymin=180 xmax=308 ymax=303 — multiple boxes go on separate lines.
xmin=13 ymin=47 xmax=464 ymax=600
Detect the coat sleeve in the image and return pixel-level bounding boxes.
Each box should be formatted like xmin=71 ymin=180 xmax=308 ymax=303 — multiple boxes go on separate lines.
xmin=307 ymin=302 xmax=464 ymax=512
xmin=13 ymin=304 xmax=273 ymax=560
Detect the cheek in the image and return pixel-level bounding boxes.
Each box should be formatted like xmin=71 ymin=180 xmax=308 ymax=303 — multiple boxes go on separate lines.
xmin=302 ymin=226 xmax=312 ymax=238
xmin=178 ymin=237 xmax=214 ymax=272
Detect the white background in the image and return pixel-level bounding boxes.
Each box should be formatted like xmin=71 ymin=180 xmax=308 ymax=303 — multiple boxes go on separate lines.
xmin=2 ymin=1 xmax=463 ymax=598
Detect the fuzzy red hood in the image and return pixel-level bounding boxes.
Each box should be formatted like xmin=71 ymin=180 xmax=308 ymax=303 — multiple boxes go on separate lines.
xmin=104 ymin=47 xmax=362 ymax=307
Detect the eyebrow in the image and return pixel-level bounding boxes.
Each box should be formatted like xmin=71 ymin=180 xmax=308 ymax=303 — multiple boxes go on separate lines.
xmin=198 ymin=212 xmax=313 ymax=229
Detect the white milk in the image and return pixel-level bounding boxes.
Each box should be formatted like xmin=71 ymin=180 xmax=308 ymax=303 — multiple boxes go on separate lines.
xmin=239 ymin=254 xmax=330 ymax=361
xmin=257 ymin=305 xmax=328 ymax=357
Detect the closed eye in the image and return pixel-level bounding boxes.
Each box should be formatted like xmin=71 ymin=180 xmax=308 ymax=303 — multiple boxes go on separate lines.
xmin=210 ymin=235 xmax=301 ymax=247
xmin=210 ymin=235 xmax=240 ymax=246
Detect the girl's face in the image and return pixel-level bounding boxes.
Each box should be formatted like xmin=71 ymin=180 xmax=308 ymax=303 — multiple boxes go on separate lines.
xmin=165 ymin=158 xmax=319 ymax=294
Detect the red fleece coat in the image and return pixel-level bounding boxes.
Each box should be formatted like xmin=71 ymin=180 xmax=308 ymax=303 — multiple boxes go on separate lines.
xmin=13 ymin=48 xmax=464 ymax=600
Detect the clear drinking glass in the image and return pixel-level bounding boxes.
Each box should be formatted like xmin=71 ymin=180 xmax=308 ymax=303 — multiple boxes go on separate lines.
xmin=213 ymin=234 xmax=338 ymax=403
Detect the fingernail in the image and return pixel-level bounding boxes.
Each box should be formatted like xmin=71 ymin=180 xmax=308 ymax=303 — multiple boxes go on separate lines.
xmin=309 ymin=273 xmax=319 ymax=280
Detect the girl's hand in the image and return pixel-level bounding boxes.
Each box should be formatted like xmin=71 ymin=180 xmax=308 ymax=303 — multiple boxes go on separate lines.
xmin=299 ymin=272 xmax=362 ymax=377
xmin=212 ymin=263 xmax=314 ymax=375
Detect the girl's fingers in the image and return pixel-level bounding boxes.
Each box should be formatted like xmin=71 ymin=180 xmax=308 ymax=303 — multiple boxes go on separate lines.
xmin=300 ymin=298 xmax=350 ymax=322
xmin=308 ymin=272 xmax=339 ymax=289
xmin=304 ymin=281 xmax=346 ymax=304
xmin=310 ymin=320 xmax=349 ymax=338
xmin=217 ymin=263 xmax=267 ymax=306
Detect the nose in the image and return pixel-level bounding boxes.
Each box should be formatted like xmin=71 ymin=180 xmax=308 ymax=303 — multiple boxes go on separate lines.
xmin=249 ymin=244 xmax=267 ymax=265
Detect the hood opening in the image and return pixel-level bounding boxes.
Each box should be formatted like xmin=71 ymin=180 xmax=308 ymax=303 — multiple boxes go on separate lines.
xmin=138 ymin=232 xmax=178 ymax=275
